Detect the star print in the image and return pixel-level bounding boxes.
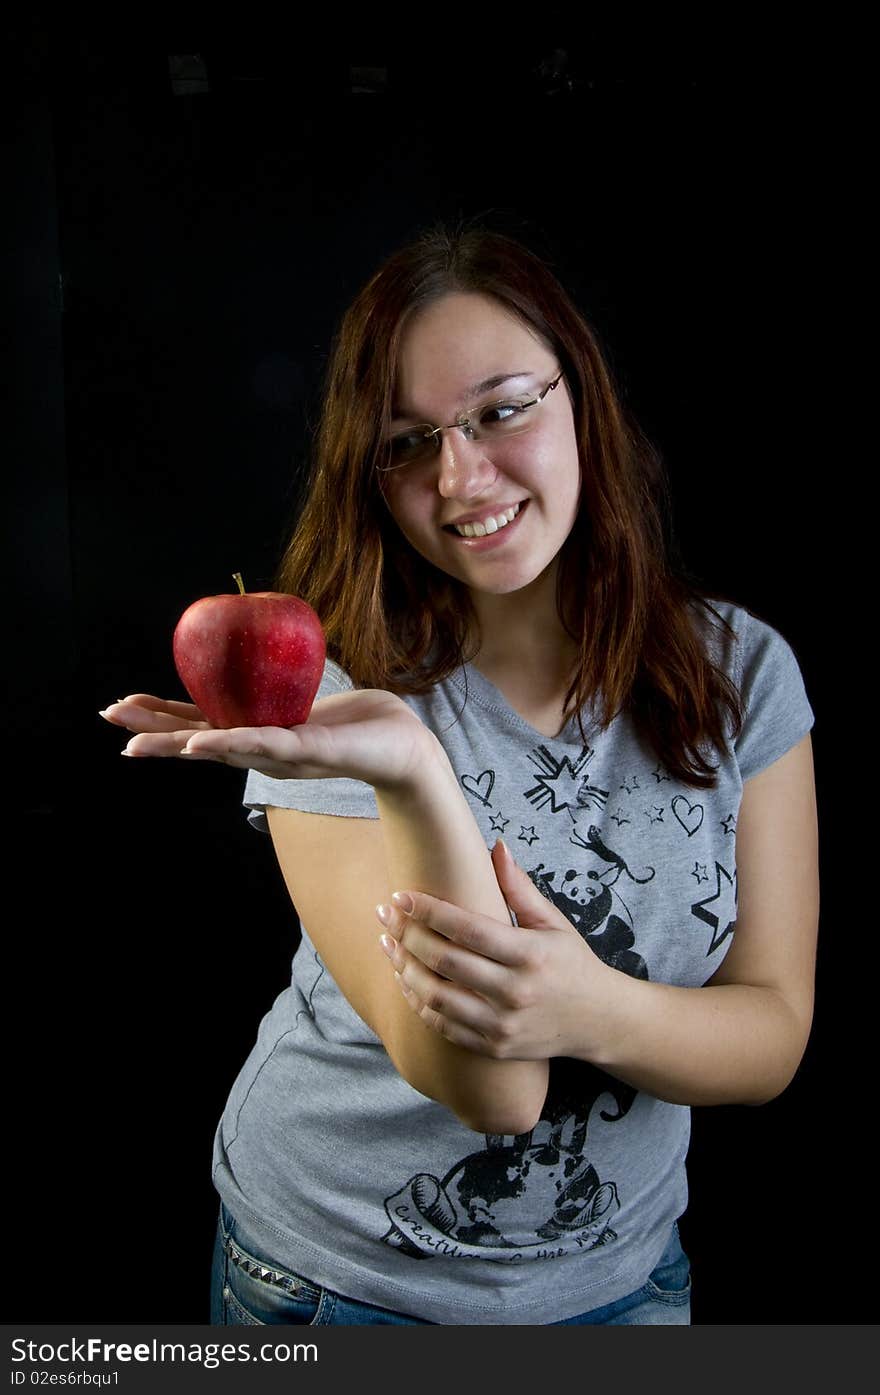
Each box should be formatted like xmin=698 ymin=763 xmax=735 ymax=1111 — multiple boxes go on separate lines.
xmin=518 ymin=826 xmax=539 ymax=846
xmin=645 ymin=806 xmax=665 ymax=824
xmin=652 ymin=765 xmax=671 ymax=784
xmin=692 ymin=862 xmax=738 ymax=954
xmin=620 ymin=776 xmax=642 ymax=794
xmin=610 ymin=808 xmax=631 ymax=827
xmin=524 ymin=744 xmax=602 ymax=815
xmin=691 ymin=862 xmax=709 ymax=884
xmin=490 ymin=812 xmax=510 ymax=833
xmin=721 ymin=813 xmax=737 ymax=835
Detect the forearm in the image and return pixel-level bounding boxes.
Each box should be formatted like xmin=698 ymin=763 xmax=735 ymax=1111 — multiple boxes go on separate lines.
xmin=375 ymin=734 xmax=548 ymax=1133
xmin=584 ymin=967 xmax=812 ymax=1106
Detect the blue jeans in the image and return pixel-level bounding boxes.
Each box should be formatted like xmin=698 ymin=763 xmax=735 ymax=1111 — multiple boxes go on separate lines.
xmin=210 ymin=1201 xmax=691 ymax=1326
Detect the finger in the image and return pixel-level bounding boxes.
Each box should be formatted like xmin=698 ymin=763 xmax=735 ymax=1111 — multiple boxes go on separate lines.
xmin=172 ymin=725 xmax=344 ymax=781
xmin=120 ymin=726 xmax=278 ymax=767
xmin=392 ymin=890 xmax=532 ymax=969
xmin=101 ymin=700 xmax=210 ymax=733
xmin=385 ymin=915 xmax=514 ymax=1000
xmin=491 ymin=840 xmax=562 ymax=930
xmin=118 ymin=694 xmax=207 ymax=720
xmin=120 ymin=722 xmax=337 ymax=779
xmin=121 ymin=729 xmax=201 ymax=758
xmin=393 ymin=956 xmax=500 ymax=1039
xmin=395 ymin=979 xmax=497 ymax=1054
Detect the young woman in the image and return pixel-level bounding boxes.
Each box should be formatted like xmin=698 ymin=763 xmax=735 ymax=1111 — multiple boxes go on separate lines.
xmin=100 ymin=221 xmax=819 ymax=1325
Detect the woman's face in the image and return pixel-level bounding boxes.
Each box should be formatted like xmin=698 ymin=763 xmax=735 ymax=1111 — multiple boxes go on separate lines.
xmin=379 ymin=292 xmax=582 ymax=598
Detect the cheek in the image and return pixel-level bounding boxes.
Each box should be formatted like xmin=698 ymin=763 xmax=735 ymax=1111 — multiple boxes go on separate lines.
xmin=511 ymin=418 xmax=581 ymax=486
xmin=523 ymin=446 xmax=583 ymax=522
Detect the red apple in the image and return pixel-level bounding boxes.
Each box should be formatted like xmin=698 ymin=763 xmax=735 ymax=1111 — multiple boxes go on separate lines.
xmin=172 ymin=574 xmax=326 ymax=728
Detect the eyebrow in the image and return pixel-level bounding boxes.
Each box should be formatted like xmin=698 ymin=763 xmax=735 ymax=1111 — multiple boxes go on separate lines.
xmin=390 ymin=372 xmax=535 ymax=424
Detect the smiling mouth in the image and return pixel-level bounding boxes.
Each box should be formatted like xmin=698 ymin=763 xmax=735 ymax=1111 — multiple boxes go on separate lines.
xmin=444 ymin=500 xmax=526 ymax=538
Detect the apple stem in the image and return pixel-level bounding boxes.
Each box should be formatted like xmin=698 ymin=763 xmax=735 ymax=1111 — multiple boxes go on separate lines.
xmin=232 ymin=572 xmax=246 ymax=595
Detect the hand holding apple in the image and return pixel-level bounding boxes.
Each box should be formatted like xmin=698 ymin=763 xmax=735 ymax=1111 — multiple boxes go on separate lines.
xmin=102 ymin=686 xmax=435 ymax=793
xmin=172 ymin=573 xmax=325 ymax=729
xmin=100 ymin=575 xmax=434 ymax=790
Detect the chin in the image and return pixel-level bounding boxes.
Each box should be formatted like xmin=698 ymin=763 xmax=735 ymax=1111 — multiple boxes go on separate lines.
xmin=467 ymin=561 xmax=560 ymax=598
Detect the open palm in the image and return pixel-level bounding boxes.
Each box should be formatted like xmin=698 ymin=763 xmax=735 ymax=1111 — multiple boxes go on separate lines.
xmin=101 ymin=688 xmax=433 ymax=792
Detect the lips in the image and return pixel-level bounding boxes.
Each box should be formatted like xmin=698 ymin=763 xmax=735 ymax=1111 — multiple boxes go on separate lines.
xmin=444 ymin=499 xmax=527 ymax=537
xmin=444 ymin=498 xmax=530 ymax=548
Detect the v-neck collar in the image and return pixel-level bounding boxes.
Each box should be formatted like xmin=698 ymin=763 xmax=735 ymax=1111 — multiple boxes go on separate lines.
xmin=449 ymin=661 xmax=591 ymax=744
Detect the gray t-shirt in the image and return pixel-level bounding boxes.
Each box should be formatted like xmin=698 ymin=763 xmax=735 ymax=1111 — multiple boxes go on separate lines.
xmin=211 ymin=597 xmax=815 ymax=1324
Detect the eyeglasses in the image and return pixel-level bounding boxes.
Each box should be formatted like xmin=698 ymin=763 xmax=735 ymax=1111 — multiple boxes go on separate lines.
xmin=378 ymin=370 xmax=565 ymax=472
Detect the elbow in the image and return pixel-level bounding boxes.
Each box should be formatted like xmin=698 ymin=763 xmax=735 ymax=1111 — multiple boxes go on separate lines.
xmin=403 ymin=1075 xmax=542 ymax=1136
xmin=744 ymin=1066 xmax=802 ymax=1108
xmin=384 ymin=1029 xmax=548 ymax=1137
xmin=453 ymin=1078 xmax=548 ymax=1136
xmin=745 ymin=1040 xmax=813 ymax=1107
xmin=743 ymin=1087 xmax=785 ymax=1108
xmin=742 ymin=996 xmax=814 ymax=1107
xmin=455 ymin=1101 xmax=546 ymax=1137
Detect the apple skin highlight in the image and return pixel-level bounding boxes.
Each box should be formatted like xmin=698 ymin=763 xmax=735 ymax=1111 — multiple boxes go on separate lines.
xmin=172 ymin=579 xmax=326 ymax=729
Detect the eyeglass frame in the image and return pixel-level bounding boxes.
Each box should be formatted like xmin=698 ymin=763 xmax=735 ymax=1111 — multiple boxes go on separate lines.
xmin=378 ymin=369 xmax=566 ymax=471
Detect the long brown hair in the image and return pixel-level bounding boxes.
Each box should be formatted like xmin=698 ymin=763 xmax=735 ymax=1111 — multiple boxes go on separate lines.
xmin=277 ymin=218 xmax=746 ymax=788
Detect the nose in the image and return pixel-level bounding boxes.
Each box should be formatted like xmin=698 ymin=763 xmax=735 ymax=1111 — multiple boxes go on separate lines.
xmin=434 ymin=428 xmax=499 ymax=499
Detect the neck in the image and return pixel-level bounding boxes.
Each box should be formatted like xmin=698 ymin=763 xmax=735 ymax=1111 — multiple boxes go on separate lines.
xmin=466 ymin=562 xmax=579 ymax=684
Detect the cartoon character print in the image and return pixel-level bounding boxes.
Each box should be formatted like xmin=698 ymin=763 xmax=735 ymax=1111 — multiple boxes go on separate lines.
xmin=382 ymin=738 xmax=737 ymax=1264
xmin=532 ymin=830 xmax=653 ymax=974
xmin=383 ymin=1099 xmax=623 ymax=1260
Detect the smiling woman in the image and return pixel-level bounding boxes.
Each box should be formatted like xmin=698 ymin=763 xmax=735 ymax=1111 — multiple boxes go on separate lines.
xmin=101 ymin=218 xmax=818 ymax=1325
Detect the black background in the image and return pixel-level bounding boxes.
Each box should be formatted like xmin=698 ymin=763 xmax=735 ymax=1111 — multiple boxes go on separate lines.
xmin=8 ymin=16 xmax=864 ymax=1323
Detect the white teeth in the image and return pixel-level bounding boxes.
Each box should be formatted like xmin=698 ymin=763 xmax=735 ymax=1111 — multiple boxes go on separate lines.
xmin=452 ymin=502 xmax=521 ymax=538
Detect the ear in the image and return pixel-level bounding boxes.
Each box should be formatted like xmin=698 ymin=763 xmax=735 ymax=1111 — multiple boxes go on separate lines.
xmin=491 ymin=840 xmax=560 ymax=930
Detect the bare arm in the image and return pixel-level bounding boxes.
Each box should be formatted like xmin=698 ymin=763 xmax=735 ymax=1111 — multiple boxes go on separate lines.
xmin=589 ymin=732 xmax=819 ymax=1105
xmin=377 ymin=733 xmax=819 ymax=1107
xmin=267 ymin=730 xmax=549 ymax=1134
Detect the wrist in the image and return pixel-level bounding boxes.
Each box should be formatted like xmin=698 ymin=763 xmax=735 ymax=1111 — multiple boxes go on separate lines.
xmin=567 ymin=954 xmax=638 ymax=1067
xmin=374 ymin=726 xmax=456 ymax=801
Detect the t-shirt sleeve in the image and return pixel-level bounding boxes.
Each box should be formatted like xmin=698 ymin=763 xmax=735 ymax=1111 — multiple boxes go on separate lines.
xmin=733 ymin=609 xmax=816 ymax=781
xmin=242 ymin=657 xmax=380 ymax=833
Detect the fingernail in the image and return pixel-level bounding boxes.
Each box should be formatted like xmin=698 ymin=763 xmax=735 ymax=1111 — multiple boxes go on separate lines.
xmin=120 ymin=747 xmax=134 ymax=757
xmin=375 ymin=903 xmax=392 ymax=925
xmin=378 ymin=933 xmax=396 ymax=957
xmin=391 ymin=891 xmax=414 ymax=914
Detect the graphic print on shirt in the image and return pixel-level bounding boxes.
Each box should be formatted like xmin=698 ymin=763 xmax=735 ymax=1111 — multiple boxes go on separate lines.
xmin=465 ymin=742 xmax=738 ymax=958
xmin=381 ymin=741 xmax=737 ymax=1263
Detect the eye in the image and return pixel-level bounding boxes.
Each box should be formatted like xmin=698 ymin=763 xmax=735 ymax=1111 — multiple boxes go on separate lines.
xmin=478 ymin=399 xmax=532 ymax=428
xmin=388 ymin=428 xmax=431 ymax=463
